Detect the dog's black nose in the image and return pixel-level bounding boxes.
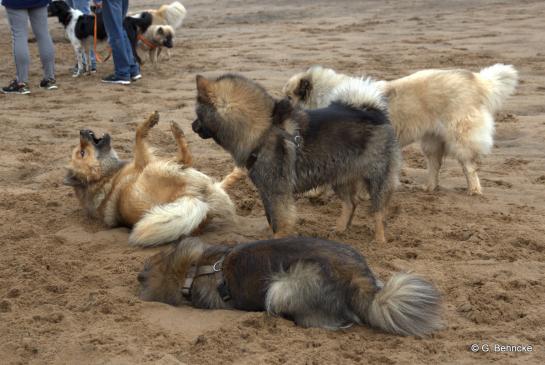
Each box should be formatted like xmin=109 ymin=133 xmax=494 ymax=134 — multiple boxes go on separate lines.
xmin=191 ymin=119 xmax=201 ymax=133
xmin=80 ymin=129 xmax=94 ymax=140
xmin=137 ymin=272 xmax=147 ymax=284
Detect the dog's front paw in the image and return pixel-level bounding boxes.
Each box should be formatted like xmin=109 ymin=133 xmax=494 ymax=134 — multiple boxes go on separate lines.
xmin=422 ymin=183 xmax=439 ymax=192
xmin=170 ymin=121 xmax=185 ymax=138
xmin=138 ymin=111 xmax=160 ymax=137
xmin=467 ymin=187 xmax=483 ymax=196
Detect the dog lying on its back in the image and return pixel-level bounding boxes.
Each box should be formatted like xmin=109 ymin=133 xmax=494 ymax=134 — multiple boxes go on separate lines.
xmin=138 ymin=236 xmax=443 ymax=336
xmin=63 ymin=112 xmax=243 ymax=247
xmin=192 ymin=74 xmax=400 ymax=243
xmin=284 ymin=65 xmax=518 ymax=195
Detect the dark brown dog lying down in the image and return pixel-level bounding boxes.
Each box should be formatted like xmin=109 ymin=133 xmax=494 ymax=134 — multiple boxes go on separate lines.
xmin=138 ymin=237 xmax=442 ymax=336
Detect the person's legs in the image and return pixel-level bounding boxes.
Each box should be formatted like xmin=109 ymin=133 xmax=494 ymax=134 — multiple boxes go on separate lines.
xmin=5 ymin=7 xmax=30 ymax=83
xmin=102 ymin=0 xmax=131 ymax=81
xmin=121 ymin=0 xmax=140 ymax=77
xmin=28 ymin=6 xmax=56 ymax=81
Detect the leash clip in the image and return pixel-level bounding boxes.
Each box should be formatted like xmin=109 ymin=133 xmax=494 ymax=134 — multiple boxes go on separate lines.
xmin=293 ymin=134 xmax=302 ymax=148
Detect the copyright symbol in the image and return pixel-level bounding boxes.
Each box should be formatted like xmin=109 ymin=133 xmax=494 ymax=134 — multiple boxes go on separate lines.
xmin=470 ymin=344 xmax=480 ymax=352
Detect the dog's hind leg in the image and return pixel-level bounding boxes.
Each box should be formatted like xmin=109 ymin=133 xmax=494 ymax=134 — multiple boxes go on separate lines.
xmin=333 ymin=182 xmax=359 ymax=232
xmin=366 ymin=176 xmax=393 ymax=244
xmin=74 ymin=43 xmax=85 ymax=77
xmin=451 ymin=110 xmax=493 ymax=195
xmin=459 ymin=158 xmax=482 ymax=195
xmin=170 ymin=121 xmax=193 ymax=167
xmin=82 ymin=39 xmax=91 ymax=75
xmin=421 ymin=134 xmax=446 ymax=192
xmin=134 ymin=111 xmax=160 ymax=171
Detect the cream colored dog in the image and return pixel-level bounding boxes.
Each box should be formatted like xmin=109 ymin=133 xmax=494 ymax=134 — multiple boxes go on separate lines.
xmin=283 ymin=64 xmax=518 ymax=195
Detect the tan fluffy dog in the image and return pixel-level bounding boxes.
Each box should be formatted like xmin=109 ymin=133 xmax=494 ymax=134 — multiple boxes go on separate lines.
xmin=63 ymin=112 xmax=243 ymax=247
xmin=148 ymin=1 xmax=187 ymax=29
xmin=283 ymin=64 xmax=518 ymax=195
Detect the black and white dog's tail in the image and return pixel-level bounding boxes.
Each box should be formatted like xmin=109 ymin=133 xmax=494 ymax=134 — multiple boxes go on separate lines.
xmin=124 ymin=12 xmax=153 ymax=64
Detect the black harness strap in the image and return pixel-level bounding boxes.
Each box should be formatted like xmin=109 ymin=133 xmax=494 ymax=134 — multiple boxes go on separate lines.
xmin=181 ymin=255 xmax=231 ymax=302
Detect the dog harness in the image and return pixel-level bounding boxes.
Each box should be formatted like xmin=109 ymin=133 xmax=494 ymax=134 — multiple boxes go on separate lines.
xmin=137 ymin=34 xmax=160 ymax=50
xmin=181 ymin=254 xmax=231 ymax=302
xmin=246 ymin=127 xmax=302 ymax=170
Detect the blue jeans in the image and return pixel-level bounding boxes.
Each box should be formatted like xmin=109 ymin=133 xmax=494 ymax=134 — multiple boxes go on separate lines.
xmin=102 ymin=0 xmax=139 ymax=80
xmin=66 ymin=0 xmax=96 ymax=68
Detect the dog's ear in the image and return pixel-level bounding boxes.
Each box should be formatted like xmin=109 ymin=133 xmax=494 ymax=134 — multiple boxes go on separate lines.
xmin=196 ymin=75 xmax=213 ymax=104
xmin=96 ymin=133 xmax=111 ymax=153
xmin=295 ymin=78 xmax=312 ymax=101
xmin=157 ymin=26 xmax=164 ymax=35
xmin=272 ymin=98 xmax=294 ymax=125
xmin=63 ymin=169 xmax=83 ymax=187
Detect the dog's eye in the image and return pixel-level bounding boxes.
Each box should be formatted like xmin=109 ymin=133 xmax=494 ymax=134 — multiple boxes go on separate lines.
xmin=80 ymin=150 xmax=85 ymax=158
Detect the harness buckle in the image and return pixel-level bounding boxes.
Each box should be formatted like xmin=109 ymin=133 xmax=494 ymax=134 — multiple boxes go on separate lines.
xmin=212 ymin=260 xmax=223 ymax=272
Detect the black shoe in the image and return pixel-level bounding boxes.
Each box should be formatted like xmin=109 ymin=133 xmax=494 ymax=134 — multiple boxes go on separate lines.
xmin=131 ymin=73 xmax=142 ymax=82
xmin=101 ymin=74 xmax=130 ymax=85
xmin=40 ymin=78 xmax=58 ymax=90
xmin=90 ymin=66 xmax=97 ymax=74
xmin=2 ymin=79 xmax=30 ymax=94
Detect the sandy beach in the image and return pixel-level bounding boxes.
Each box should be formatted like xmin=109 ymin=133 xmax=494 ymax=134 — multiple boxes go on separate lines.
xmin=0 ymin=0 xmax=544 ymax=364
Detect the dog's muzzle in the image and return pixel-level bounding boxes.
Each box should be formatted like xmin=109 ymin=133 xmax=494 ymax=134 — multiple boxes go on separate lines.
xmin=80 ymin=129 xmax=98 ymax=144
xmin=191 ymin=118 xmax=213 ymax=139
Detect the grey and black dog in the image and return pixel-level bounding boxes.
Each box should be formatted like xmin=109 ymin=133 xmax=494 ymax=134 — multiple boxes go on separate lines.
xmin=191 ymin=74 xmax=400 ymax=242
xmin=138 ymin=236 xmax=442 ymax=336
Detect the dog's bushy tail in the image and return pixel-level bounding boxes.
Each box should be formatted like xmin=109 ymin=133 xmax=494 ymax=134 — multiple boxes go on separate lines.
xmin=327 ymin=77 xmax=387 ymax=113
xmin=479 ymin=63 xmax=518 ymax=113
xmin=364 ymin=273 xmax=442 ymax=337
xmin=164 ymin=1 xmax=187 ymax=29
xmin=129 ymin=196 xmax=209 ymax=247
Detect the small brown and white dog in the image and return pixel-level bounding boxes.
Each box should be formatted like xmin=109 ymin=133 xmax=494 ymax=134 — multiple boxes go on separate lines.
xmin=136 ymin=1 xmax=186 ymax=63
xmin=138 ymin=236 xmax=443 ymax=336
xmin=283 ymin=64 xmax=518 ymax=195
xmin=63 ymin=111 xmax=243 ymax=247
xmin=137 ymin=24 xmax=175 ymax=65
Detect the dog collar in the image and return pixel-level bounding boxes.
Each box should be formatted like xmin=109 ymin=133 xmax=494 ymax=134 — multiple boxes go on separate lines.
xmin=181 ymin=254 xmax=231 ymax=302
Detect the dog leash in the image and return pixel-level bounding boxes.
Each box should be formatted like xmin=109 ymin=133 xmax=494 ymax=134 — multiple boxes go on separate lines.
xmin=93 ymin=4 xmax=112 ymax=63
xmin=137 ymin=34 xmax=160 ymax=50
xmin=181 ymin=254 xmax=231 ymax=302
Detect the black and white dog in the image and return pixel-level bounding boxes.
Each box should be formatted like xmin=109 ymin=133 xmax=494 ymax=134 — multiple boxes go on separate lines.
xmin=48 ymin=1 xmax=152 ymax=76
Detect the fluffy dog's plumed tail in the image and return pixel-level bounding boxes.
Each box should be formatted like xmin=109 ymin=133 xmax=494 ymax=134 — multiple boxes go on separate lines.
xmin=129 ymin=196 xmax=209 ymax=247
xmin=162 ymin=1 xmax=187 ymax=29
xmin=479 ymin=63 xmax=518 ymax=113
xmin=327 ymin=77 xmax=388 ymax=113
xmin=364 ymin=273 xmax=443 ymax=337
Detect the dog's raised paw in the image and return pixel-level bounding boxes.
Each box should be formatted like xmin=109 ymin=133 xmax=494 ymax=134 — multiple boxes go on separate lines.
xmin=170 ymin=121 xmax=185 ymax=138
xmin=147 ymin=111 xmax=160 ymax=128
